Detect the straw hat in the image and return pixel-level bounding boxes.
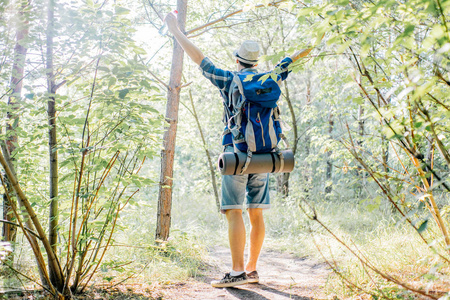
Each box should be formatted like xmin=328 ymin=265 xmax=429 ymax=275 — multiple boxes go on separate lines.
xmin=233 ymin=40 xmax=260 ymax=65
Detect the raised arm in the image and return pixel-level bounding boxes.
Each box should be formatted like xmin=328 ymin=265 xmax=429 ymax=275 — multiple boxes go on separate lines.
xmin=165 ymin=12 xmax=205 ymax=65
xmin=290 ymin=48 xmax=313 ymax=62
xmin=290 ymin=33 xmax=325 ymax=62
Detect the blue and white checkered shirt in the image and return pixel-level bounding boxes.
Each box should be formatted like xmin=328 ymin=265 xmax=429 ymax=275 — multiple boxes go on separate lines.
xmin=199 ymin=56 xmax=293 ymax=146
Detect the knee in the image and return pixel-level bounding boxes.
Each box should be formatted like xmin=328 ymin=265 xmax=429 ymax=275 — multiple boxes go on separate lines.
xmin=248 ymin=208 xmax=264 ymax=224
xmin=248 ymin=208 xmax=263 ymax=217
xmin=225 ymin=209 xmax=243 ymax=221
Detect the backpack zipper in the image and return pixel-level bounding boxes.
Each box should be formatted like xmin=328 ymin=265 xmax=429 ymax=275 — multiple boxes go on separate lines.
xmin=257 ymin=112 xmax=265 ymax=147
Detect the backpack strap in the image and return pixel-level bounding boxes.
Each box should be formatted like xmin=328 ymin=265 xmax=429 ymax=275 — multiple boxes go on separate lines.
xmin=227 ymin=74 xmax=247 ymax=143
xmin=223 ymin=128 xmax=231 ymax=136
xmin=232 ymin=74 xmax=246 ymax=105
xmin=222 ymin=72 xmax=239 ymax=127
xmin=273 ymin=106 xmax=281 ymax=121
xmin=240 ymin=150 xmax=253 ymax=175
xmin=276 ymin=147 xmax=285 ymax=173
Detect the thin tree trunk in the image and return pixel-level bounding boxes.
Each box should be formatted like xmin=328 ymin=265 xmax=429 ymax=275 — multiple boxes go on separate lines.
xmin=303 ymin=72 xmax=312 ymax=200
xmin=358 ymin=104 xmax=364 ymax=145
xmin=187 ymin=89 xmax=220 ymax=210
xmin=410 ymin=155 xmax=450 ymax=254
xmin=356 ymin=104 xmax=365 ymax=196
xmin=381 ymin=135 xmax=389 ymax=173
xmin=425 ymin=138 xmax=434 ymax=186
xmin=2 ymin=0 xmax=30 ymax=265
xmin=156 ymin=0 xmax=187 ymax=242
xmin=0 ymin=150 xmax=63 ymax=294
xmin=325 ymin=113 xmax=333 ymax=194
xmin=0 ymin=171 xmax=52 ymax=292
xmin=276 ymin=81 xmax=297 ymax=197
xmin=46 ymin=0 xmax=59 ymax=286
xmin=380 ymin=93 xmax=390 ymax=175
xmin=2 ymin=192 xmax=15 ymax=244
xmin=275 ymin=15 xmax=296 ymax=198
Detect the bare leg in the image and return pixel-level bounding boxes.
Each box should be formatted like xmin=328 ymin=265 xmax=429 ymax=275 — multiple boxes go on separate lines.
xmin=246 ymin=208 xmax=265 ymax=272
xmin=225 ymin=209 xmax=246 ymax=272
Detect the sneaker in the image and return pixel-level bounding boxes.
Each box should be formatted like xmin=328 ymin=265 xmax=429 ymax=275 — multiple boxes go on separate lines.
xmin=246 ymin=270 xmax=259 ymax=283
xmin=211 ymin=272 xmax=248 ymax=288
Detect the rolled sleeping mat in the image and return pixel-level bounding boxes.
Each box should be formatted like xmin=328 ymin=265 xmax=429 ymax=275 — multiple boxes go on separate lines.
xmin=218 ymin=150 xmax=295 ymax=175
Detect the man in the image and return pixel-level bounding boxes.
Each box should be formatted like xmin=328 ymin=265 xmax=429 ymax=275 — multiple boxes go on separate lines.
xmin=164 ymin=12 xmax=314 ymax=288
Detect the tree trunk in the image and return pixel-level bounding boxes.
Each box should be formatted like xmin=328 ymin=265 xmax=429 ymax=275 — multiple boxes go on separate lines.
xmin=276 ymin=81 xmax=297 ymax=197
xmin=0 ymin=150 xmax=63 ymax=294
xmin=358 ymin=104 xmax=364 ymax=144
xmin=381 ymin=95 xmax=390 ymax=175
xmin=2 ymin=192 xmax=16 ymax=244
xmin=303 ymin=72 xmax=312 ymax=200
xmin=2 ymin=0 xmax=30 ymax=263
xmin=46 ymin=0 xmax=59 ymax=287
xmin=187 ymin=89 xmax=220 ymax=210
xmin=356 ymin=104 xmax=365 ymax=196
xmin=381 ymin=135 xmax=389 ymax=173
xmin=325 ymin=113 xmax=333 ymax=194
xmin=156 ymin=0 xmax=187 ymax=242
xmin=425 ymin=138 xmax=434 ymax=186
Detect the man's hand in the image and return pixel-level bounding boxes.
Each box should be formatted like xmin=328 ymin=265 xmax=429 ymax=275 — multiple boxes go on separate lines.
xmin=162 ymin=11 xmax=205 ymax=65
xmin=164 ymin=12 xmax=178 ymax=33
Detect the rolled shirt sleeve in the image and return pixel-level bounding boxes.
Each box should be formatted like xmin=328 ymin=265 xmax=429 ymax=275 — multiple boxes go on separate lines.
xmin=199 ymin=57 xmax=235 ymax=91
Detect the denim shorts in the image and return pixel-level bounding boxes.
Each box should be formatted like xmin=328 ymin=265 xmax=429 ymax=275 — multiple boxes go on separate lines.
xmin=221 ymin=146 xmax=270 ymax=213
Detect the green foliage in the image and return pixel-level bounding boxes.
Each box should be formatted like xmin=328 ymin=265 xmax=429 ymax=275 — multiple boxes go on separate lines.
xmin=2 ymin=0 xmax=450 ymax=297
xmin=0 ymin=0 xmax=165 ymax=294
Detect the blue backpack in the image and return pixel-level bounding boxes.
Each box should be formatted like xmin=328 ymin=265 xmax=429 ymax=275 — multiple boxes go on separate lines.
xmin=224 ymin=71 xmax=286 ymax=174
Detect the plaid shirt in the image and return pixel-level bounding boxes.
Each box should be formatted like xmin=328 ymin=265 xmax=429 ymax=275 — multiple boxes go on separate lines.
xmin=199 ymin=56 xmax=293 ymax=146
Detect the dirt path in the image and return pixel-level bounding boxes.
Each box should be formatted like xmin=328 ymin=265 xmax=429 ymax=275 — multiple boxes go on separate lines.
xmin=160 ymin=246 xmax=332 ymax=299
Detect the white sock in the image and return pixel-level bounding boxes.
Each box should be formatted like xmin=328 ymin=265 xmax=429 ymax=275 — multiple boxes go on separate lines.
xmin=230 ymin=270 xmax=244 ymax=277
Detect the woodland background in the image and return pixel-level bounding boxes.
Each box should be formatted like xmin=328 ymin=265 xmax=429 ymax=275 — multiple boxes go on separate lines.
xmin=0 ymin=0 xmax=450 ymax=299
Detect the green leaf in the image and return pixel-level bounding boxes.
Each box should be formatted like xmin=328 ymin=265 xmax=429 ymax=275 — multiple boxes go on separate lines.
xmin=98 ymin=66 xmax=110 ymax=73
xmin=13 ymin=117 xmax=19 ymax=128
xmin=414 ymin=121 xmax=423 ymax=128
xmin=133 ymin=47 xmax=147 ymax=55
xmin=258 ymin=74 xmax=271 ymax=84
xmin=403 ymin=24 xmax=415 ymax=37
xmin=108 ymin=77 xmax=117 ymax=87
xmin=243 ymin=74 xmax=255 ymax=82
xmin=139 ymin=80 xmax=152 ymax=89
xmin=417 ymin=219 xmax=428 ymax=233
xmin=352 ymin=96 xmax=364 ymax=105
xmin=115 ymin=6 xmax=130 ymax=15
xmin=118 ymin=89 xmax=129 ymax=99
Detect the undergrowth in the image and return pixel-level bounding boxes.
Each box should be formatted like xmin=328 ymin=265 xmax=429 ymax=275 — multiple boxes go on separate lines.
xmin=3 ymin=185 xmax=449 ymax=299
xmin=263 ymin=192 xmax=450 ymax=299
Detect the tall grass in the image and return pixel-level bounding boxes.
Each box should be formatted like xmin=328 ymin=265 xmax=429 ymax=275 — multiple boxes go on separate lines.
xmin=265 ymin=193 xmax=450 ymax=299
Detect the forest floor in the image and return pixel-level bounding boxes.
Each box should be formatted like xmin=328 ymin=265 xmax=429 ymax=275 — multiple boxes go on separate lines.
xmin=2 ymin=246 xmax=332 ymax=300
xmin=153 ymin=246 xmax=332 ymax=300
